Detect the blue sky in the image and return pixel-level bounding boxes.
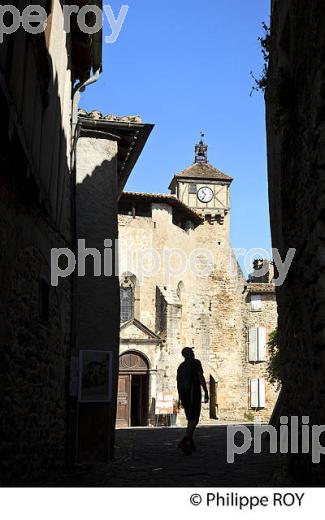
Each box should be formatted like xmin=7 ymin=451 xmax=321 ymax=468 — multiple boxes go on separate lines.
xmin=81 ymin=0 xmax=271 ymax=273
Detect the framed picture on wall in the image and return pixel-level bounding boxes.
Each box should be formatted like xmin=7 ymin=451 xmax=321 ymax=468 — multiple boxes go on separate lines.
xmin=78 ymin=350 xmax=113 ymax=403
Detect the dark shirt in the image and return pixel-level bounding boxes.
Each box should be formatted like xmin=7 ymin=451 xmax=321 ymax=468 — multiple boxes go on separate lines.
xmin=177 ymin=359 xmax=203 ymax=398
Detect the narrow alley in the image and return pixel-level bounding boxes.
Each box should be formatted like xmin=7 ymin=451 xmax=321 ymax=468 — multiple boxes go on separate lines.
xmin=48 ymin=425 xmax=283 ymax=487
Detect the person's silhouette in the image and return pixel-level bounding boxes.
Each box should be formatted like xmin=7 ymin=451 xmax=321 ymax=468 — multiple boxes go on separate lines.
xmin=177 ymin=347 xmax=209 ymax=454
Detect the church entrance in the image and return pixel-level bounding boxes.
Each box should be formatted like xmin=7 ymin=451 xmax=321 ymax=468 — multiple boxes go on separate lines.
xmin=116 ymin=352 xmax=149 ymax=428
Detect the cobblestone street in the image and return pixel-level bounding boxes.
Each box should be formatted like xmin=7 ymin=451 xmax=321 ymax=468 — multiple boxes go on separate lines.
xmin=51 ymin=425 xmax=282 ymax=487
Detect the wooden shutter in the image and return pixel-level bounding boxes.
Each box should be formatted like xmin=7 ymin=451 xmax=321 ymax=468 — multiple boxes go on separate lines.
xmin=250 ymin=379 xmax=259 ymax=407
xmin=257 ymin=327 xmax=267 ymax=361
xmin=250 ymin=379 xmax=266 ymax=408
xmin=248 ymin=328 xmax=258 ymax=361
xmin=258 ymin=379 xmax=266 ymax=408
xmin=116 ymin=375 xmax=131 ymax=428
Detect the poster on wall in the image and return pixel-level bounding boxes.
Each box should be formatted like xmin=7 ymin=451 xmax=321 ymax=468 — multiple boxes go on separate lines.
xmin=155 ymin=393 xmax=174 ymax=415
xmin=78 ymin=350 xmax=112 ymax=403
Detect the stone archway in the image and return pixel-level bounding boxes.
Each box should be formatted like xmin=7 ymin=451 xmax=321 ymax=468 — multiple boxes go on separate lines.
xmin=116 ymin=351 xmax=150 ymax=429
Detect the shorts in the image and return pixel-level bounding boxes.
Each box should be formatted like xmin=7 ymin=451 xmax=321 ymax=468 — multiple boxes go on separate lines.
xmin=180 ymin=391 xmax=202 ymax=422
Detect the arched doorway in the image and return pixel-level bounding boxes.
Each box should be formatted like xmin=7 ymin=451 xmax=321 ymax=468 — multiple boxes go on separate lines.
xmin=116 ymin=351 xmax=149 ymax=428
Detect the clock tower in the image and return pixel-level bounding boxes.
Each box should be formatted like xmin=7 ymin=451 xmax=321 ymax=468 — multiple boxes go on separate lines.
xmin=168 ymin=134 xmax=233 ymax=227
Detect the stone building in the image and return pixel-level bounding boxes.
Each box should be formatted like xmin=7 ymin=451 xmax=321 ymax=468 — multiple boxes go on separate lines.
xmin=0 ymin=1 xmax=103 ymax=483
xmin=74 ymin=110 xmax=153 ymax=461
xmin=116 ymin=136 xmax=279 ymax=427
xmin=266 ymin=0 xmax=325 ymax=484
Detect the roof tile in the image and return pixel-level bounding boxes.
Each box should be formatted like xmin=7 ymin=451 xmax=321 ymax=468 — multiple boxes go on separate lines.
xmin=120 ymin=192 xmax=204 ymax=223
xmin=173 ymin=162 xmax=233 ymax=182
xmin=247 ymin=283 xmax=276 ymax=293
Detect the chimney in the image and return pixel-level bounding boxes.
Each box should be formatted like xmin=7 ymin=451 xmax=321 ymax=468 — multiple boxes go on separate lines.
xmin=250 ymin=259 xmax=274 ymax=283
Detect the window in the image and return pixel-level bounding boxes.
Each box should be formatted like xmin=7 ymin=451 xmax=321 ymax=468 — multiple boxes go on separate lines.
xmin=120 ymin=274 xmax=139 ymax=322
xmin=177 ymin=281 xmax=185 ymax=301
xmin=118 ymin=200 xmax=152 ymax=218
xmin=248 ymin=327 xmax=266 ymax=362
xmin=250 ymin=294 xmax=262 ymax=311
xmin=120 ymin=286 xmax=134 ymax=323
xmin=189 ymin=184 xmax=197 ymax=194
xmin=250 ymin=378 xmax=266 ymax=408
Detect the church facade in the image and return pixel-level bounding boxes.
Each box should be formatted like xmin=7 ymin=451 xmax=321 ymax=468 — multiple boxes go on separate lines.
xmin=116 ymin=137 xmax=279 ymax=427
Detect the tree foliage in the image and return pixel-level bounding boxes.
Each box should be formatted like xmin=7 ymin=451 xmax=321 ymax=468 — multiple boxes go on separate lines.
xmin=267 ymin=328 xmax=282 ymax=389
xmin=251 ymin=22 xmax=271 ymax=95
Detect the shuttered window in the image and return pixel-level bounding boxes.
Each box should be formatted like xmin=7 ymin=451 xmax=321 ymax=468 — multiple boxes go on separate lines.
xmin=250 ymin=378 xmax=266 ymax=408
xmin=250 ymin=294 xmax=262 ymax=311
xmin=248 ymin=327 xmax=267 ymax=362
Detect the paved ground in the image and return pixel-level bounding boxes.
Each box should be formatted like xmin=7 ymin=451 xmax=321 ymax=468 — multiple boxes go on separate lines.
xmin=50 ymin=425 xmax=283 ymax=487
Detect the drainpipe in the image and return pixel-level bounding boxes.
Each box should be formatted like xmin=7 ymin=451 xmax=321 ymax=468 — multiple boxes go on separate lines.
xmin=68 ymin=68 xmax=101 ymax=467
xmin=71 ymin=68 xmax=101 ymax=170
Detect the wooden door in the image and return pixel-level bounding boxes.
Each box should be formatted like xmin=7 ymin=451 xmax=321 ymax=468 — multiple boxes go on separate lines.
xmin=116 ymin=375 xmax=130 ymax=428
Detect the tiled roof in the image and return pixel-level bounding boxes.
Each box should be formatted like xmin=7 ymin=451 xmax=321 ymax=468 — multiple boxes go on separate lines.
xmin=78 ymin=114 xmax=154 ymax=192
xmin=120 ymin=192 xmax=204 ymax=223
xmin=172 ymin=162 xmax=233 ymax=182
xmin=78 ymin=109 xmax=143 ymax=124
xmin=247 ymin=283 xmax=276 ymax=293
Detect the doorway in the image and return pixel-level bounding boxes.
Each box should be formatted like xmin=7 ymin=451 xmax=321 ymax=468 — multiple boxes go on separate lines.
xmin=116 ymin=352 xmax=149 ymax=428
xmin=209 ymin=375 xmax=218 ymax=419
xmin=131 ymin=374 xmax=148 ymax=426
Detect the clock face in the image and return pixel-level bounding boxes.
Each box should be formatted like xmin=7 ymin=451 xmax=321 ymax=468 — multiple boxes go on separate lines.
xmin=197 ymin=186 xmax=213 ymax=203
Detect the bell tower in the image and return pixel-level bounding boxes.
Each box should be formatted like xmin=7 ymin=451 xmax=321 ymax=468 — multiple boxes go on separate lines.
xmin=168 ymin=135 xmax=233 ymax=226
xmin=195 ymin=132 xmax=208 ymax=164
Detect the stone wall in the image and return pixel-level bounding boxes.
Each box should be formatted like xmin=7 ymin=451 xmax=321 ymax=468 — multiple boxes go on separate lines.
xmin=266 ymin=0 xmax=325 ymax=484
xmin=0 ymin=173 xmax=72 ymax=485
xmin=118 ymin=200 xmax=279 ymax=425
xmin=75 ymin=135 xmax=120 ymax=462
xmin=0 ymin=0 xmax=75 ymax=484
xmin=243 ymin=292 xmax=279 ymax=421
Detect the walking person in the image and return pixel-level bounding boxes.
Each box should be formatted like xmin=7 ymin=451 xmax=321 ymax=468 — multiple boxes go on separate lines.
xmin=177 ymin=347 xmax=209 ymax=454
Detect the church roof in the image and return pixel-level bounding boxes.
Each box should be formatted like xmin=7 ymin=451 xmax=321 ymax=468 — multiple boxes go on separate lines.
xmin=170 ymin=162 xmax=233 ymax=186
xmin=120 ymin=192 xmax=204 ymax=223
